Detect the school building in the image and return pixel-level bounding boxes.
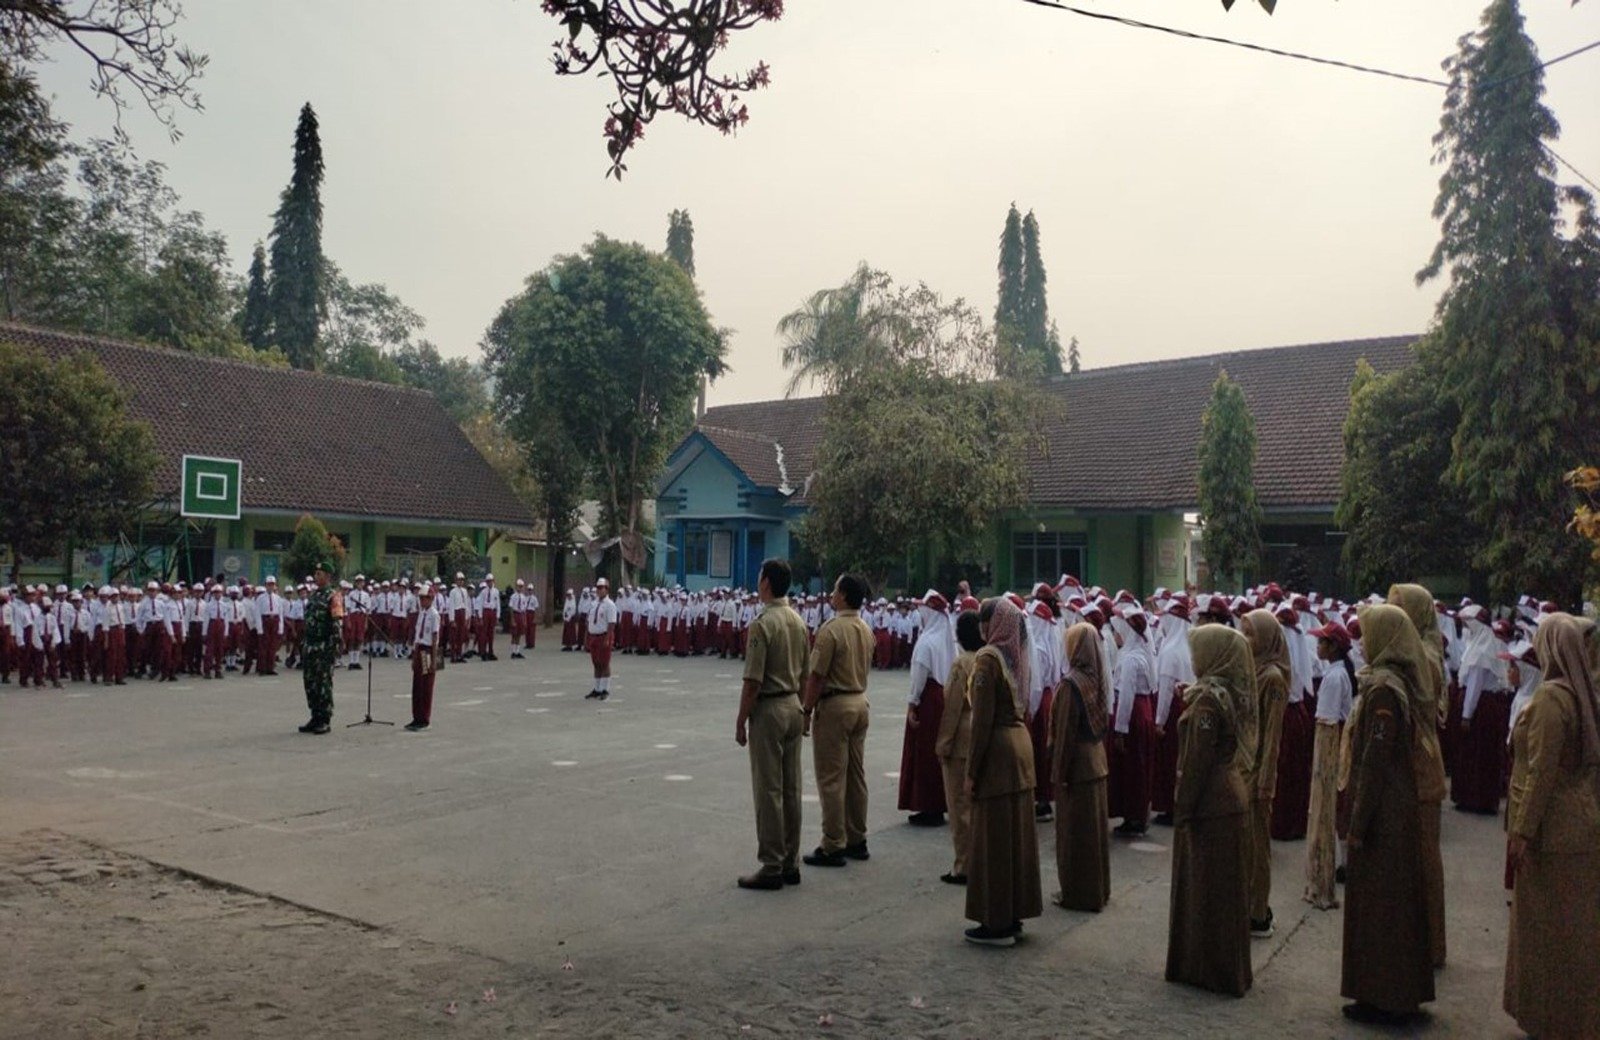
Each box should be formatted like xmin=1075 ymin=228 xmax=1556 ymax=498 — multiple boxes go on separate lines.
xmin=3 ymin=323 xmax=535 ymax=590
xmin=656 ymin=335 xmax=1420 ymax=597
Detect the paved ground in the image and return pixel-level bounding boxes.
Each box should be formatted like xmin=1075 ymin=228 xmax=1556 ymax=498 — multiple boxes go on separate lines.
xmin=0 ymin=634 xmax=1524 ymax=1038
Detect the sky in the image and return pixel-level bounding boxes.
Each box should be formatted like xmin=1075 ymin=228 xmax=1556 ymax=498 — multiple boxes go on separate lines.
xmin=30 ymin=0 xmax=1600 ymax=407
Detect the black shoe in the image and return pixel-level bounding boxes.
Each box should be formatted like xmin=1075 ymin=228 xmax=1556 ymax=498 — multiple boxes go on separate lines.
xmin=841 ymin=842 xmax=870 ymax=861
xmin=347 ymin=663 xmax=360 ymax=671
xmin=963 ymin=925 xmax=1016 ymax=948
xmin=908 ymin=811 xmax=945 ymax=827
xmin=1151 ymin=813 xmax=1175 ymax=827
xmin=782 ymin=870 xmax=801 ymax=886
xmin=585 ymin=689 xmax=600 ymax=699
xmin=1335 ymin=865 xmax=1347 ymax=885
xmin=1250 ymin=911 xmax=1275 ymax=938
xmin=736 ymin=872 xmax=784 ymax=891
xmin=404 ymin=721 xmax=428 ymax=732
xmin=298 ymin=720 xmax=318 ymax=733
xmin=1035 ymin=803 xmax=1054 ymax=822
xmin=597 ymin=690 xmax=609 ymax=701
xmin=1113 ymin=820 xmax=1148 ymax=837
xmin=802 ymin=847 xmax=847 ymax=868
xmin=1341 ymin=1003 xmax=1424 ymax=1027
xmin=940 ymin=872 xmax=967 ymax=885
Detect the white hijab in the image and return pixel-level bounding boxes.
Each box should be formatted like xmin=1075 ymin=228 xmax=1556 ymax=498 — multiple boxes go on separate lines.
xmin=911 ymin=605 xmax=955 ymax=687
xmin=1460 ymin=616 xmax=1500 ymax=674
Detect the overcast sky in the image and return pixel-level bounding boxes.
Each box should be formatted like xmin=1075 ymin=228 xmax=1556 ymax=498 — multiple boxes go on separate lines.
xmin=31 ymin=1 xmax=1600 ymax=406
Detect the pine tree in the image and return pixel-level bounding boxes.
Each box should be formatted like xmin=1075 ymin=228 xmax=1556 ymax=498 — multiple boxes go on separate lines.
xmin=1197 ymin=370 xmax=1263 ymax=592
xmin=1067 ymin=334 xmax=1081 ymax=374
xmin=994 ymin=203 xmax=1025 ymax=373
xmin=239 ymin=242 xmax=272 ymax=348
xmin=267 ymin=103 xmax=325 ymax=369
xmin=665 ymin=208 xmax=695 ymax=278
xmin=1019 ymin=210 xmax=1058 ymax=373
xmin=1417 ymin=0 xmax=1600 ymax=603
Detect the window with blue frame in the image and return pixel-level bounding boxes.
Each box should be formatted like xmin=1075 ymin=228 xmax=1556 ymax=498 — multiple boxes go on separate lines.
xmin=684 ymin=530 xmax=710 ymax=574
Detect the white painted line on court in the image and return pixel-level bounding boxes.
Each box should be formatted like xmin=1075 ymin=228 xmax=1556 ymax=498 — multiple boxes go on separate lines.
xmin=653 ymin=743 xmax=678 ymax=750
xmin=659 ymin=679 xmax=681 ymax=684
xmin=802 ymin=794 xmax=819 ymax=803
xmin=450 ymin=699 xmax=486 ymax=707
xmin=534 ymin=692 xmax=566 ymax=698
xmin=884 ymin=772 xmax=900 ymax=779
xmin=552 ymin=760 xmax=578 ymax=767
xmin=664 ymin=774 xmax=692 ymax=782
xmin=1129 ymin=842 xmax=1168 ymax=854
xmin=67 ymin=767 xmax=147 ymax=780
xmin=393 ymin=694 xmax=409 ymax=699
xmin=473 ymin=686 xmax=495 ymax=692
xmin=714 ymin=674 xmax=734 ymax=679
xmin=67 ymin=692 xmax=92 ymax=699
xmin=525 ymin=707 xmax=550 ymax=714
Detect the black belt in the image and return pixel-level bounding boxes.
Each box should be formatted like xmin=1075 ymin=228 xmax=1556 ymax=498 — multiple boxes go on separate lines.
xmin=819 ymin=689 xmax=863 ymax=700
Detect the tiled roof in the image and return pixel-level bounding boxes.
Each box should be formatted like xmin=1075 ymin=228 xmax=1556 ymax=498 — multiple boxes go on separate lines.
xmin=692 ymin=335 xmax=1418 ymax=512
xmin=2 ymin=323 xmax=532 ymax=528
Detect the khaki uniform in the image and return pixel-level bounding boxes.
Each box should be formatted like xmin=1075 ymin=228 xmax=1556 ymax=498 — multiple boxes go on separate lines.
xmin=937 ymin=651 xmax=977 ymax=875
xmin=809 ymin=609 xmax=874 ymax=854
xmin=743 ymin=599 xmax=810 ymax=877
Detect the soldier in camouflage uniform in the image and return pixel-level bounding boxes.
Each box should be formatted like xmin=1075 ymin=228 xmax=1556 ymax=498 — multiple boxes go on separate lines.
xmin=299 ymin=560 xmax=342 ymax=734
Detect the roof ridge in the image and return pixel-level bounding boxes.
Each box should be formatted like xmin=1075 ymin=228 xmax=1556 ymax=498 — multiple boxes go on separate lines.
xmin=700 ymin=334 xmax=1420 ymax=412
xmin=697 ymin=422 xmax=779 ymax=443
xmin=0 ymin=321 xmax=436 ymax=397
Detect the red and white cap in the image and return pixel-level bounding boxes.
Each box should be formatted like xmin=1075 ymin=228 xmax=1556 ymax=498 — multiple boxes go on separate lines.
xmin=915 ymin=589 xmax=949 ymax=611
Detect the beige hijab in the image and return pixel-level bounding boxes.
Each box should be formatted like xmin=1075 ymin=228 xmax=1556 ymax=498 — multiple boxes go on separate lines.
xmin=1387 ymin=583 xmax=1446 ymax=724
xmin=1242 ymin=608 xmax=1290 ymax=697
xmin=1338 ymin=604 xmax=1428 ymax=789
xmin=1189 ymin=623 xmax=1257 ymax=775
xmin=1062 ymin=621 xmax=1110 ymax=740
xmin=1533 ymin=613 xmax=1600 ymax=776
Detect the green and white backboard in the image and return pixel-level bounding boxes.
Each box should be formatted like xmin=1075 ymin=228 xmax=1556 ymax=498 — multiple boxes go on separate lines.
xmin=181 ymin=455 xmax=242 ymax=520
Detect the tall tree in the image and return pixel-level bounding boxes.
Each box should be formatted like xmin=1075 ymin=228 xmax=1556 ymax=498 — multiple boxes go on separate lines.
xmin=267 ymin=103 xmax=325 ymax=369
xmin=239 ymin=242 xmax=271 ymax=348
xmin=1416 ymin=0 xmax=1600 ymax=602
xmin=665 ymin=208 xmax=695 ymax=278
xmin=1336 ymin=358 xmax=1474 ymax=594
xmin=994 ymin=203 xmax=1025 ymax=375
xmin=0 ymin=66 xmax=77 ymax=325
xmin=1067 ymin=333 xmax=1081 ymax=374
xmin=0 ymin=341 xmax=157 ymax=580
xmin=1196 ymin=370 xmax=1263 ymax=591
xmin=1019 ymin=209 xmax=1058 ymax=374
xmin=484 ymin=235 xmax=726 ymax=582
xmin=392 ymin=341 xmax=488 ymax=423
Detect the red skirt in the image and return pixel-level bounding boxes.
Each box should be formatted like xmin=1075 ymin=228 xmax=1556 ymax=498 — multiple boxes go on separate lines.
xmin=561 ymin=618 xmax=577 ymax=648
xmin=671 ymin=622 xmax=690 ymax=656
xmin=897 ymin=681 xmax=948 ymax=814
xmin=1452 ymin=689 xmax=1512 ymax=813
xmin=1270 ymin=698 xmax=1314 ymax=840
xmin=1029 ymin=686 xmax=1055 ymax=803
xmin=1152 ymin=691 xmax=1187 ymax=816
xmin=1108 ymin=694 xmax=1157 ymax=825
xmin=873 ymin=630 xmax=892 ymax=669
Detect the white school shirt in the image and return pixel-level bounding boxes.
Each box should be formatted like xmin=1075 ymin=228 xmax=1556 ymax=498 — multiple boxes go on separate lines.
xmin=413 ymin=604 xmax=441 ymax=647
xmin=1313 ymin=663 xmax=1354 ymax=724
xmin=588 ymin=597 xmax=619 ymax=633
xmin=448 ymin=585 xmax=471 ymax=614
xmin=255 ymin=590 xmax=283 ymax=633
xmin=1114 ymin=637 xmax=1155 ymax=735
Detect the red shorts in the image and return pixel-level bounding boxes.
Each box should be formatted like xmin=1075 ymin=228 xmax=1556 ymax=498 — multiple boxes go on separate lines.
xmin=588 ymin=634 xmax=613 ymax=672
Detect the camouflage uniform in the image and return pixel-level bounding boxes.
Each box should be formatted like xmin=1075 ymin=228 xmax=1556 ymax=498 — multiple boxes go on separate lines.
xmin=302 ymin=584 xmax=339 ymax=724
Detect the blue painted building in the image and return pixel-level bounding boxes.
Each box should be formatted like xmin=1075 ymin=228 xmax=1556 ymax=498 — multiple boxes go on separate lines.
xmin=659 ymin=336 xmax=1424 ymax=598
xmin=655 ymin=413 xmax=817 ymax=590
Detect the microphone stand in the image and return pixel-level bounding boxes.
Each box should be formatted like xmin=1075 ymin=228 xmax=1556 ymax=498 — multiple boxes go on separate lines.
xmin=347 ymin=637 xmax=393 ymax=728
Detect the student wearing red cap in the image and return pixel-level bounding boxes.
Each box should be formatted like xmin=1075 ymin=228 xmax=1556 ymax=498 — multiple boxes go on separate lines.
xmin=1305 ymin=619 xmax=1354 ymax=910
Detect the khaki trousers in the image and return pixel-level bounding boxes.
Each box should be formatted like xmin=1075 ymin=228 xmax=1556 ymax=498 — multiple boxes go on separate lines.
xmin=812 ymin=692 xmax=870 ymax=853
xmin=748 ymin=695 xmax=804 ymax=875
xmin=940 ymin=754 xmax=972 ymax=876
xmin=1249 ymin=793 xmax=1274 ymax=921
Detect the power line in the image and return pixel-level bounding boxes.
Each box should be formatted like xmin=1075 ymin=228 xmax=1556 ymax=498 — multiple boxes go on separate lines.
xmin=1016 ymin=0 xmax=1600 ymax=191
xmin=1016 ymin=0 xmax=1448 ymax=87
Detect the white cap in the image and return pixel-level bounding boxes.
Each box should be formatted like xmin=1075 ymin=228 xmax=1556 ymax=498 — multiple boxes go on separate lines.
xmin=146 ymin=581 xmax=159 ymax=590
xmin=596 ymin=578 xmax=609 ymax=587
xmin=55 ymin=583 xmax=67 ymax=593
xmin=515 ymin=578 xmax=525 ymax=586
xmin=265 ymin=575 xmax=277 ymax=584
xmin=484 ymin=573 xmax=495 ymax=581
xmin=455 ymin=572 xmax=465 ymax=580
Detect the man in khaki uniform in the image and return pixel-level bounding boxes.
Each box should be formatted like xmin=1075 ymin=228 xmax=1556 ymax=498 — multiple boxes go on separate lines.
xmin=734 ymin=559 xmax=810 ymax=891
xmin=802 ymin=573 xmax=875 ymax=868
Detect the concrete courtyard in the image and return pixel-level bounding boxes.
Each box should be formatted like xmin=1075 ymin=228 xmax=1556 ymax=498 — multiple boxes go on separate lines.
xmin=0 ymin=633 xmax=1525 ymax=1038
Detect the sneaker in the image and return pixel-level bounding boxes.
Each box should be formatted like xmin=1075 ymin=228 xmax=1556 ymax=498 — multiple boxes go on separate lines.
xmin=298 ymin=719 xmax=321 ymax=733
xmin=841 ymin=842 xmax=870 ymax=861
xmin=940 ymin=872 xmax=967 ymax=885
xmin=782 ymin=870 xmax=801 ymax=886
xmin=908 ymin=811 xmax=945 ymax=827
xmin=1250 ymin=915 xmax=1275 ymax=938
xmin=597 ymin=690 xmax=609 ymax=701
xmin=802 ymin=847 xmax=847 ymax=868
xmin=1335 ymin=865 xmax=1347 ymax=885
xmin=963 ymin=926 xmax=1016 ymax=948
xmin=308 ymin=722 xmax=331 ymax=735
xmin=404 ymin=721 xmax=429 ymax=732
xmin=1035 ymin=804 xmax=1054 ymax=822
xmin=585 ymin=690 xmax=600 ymax=700
xmin=1113 ymin=820 xmax=1148 ymax=837
xmin=1151 ymin=813 xmax=1175 ymax=827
